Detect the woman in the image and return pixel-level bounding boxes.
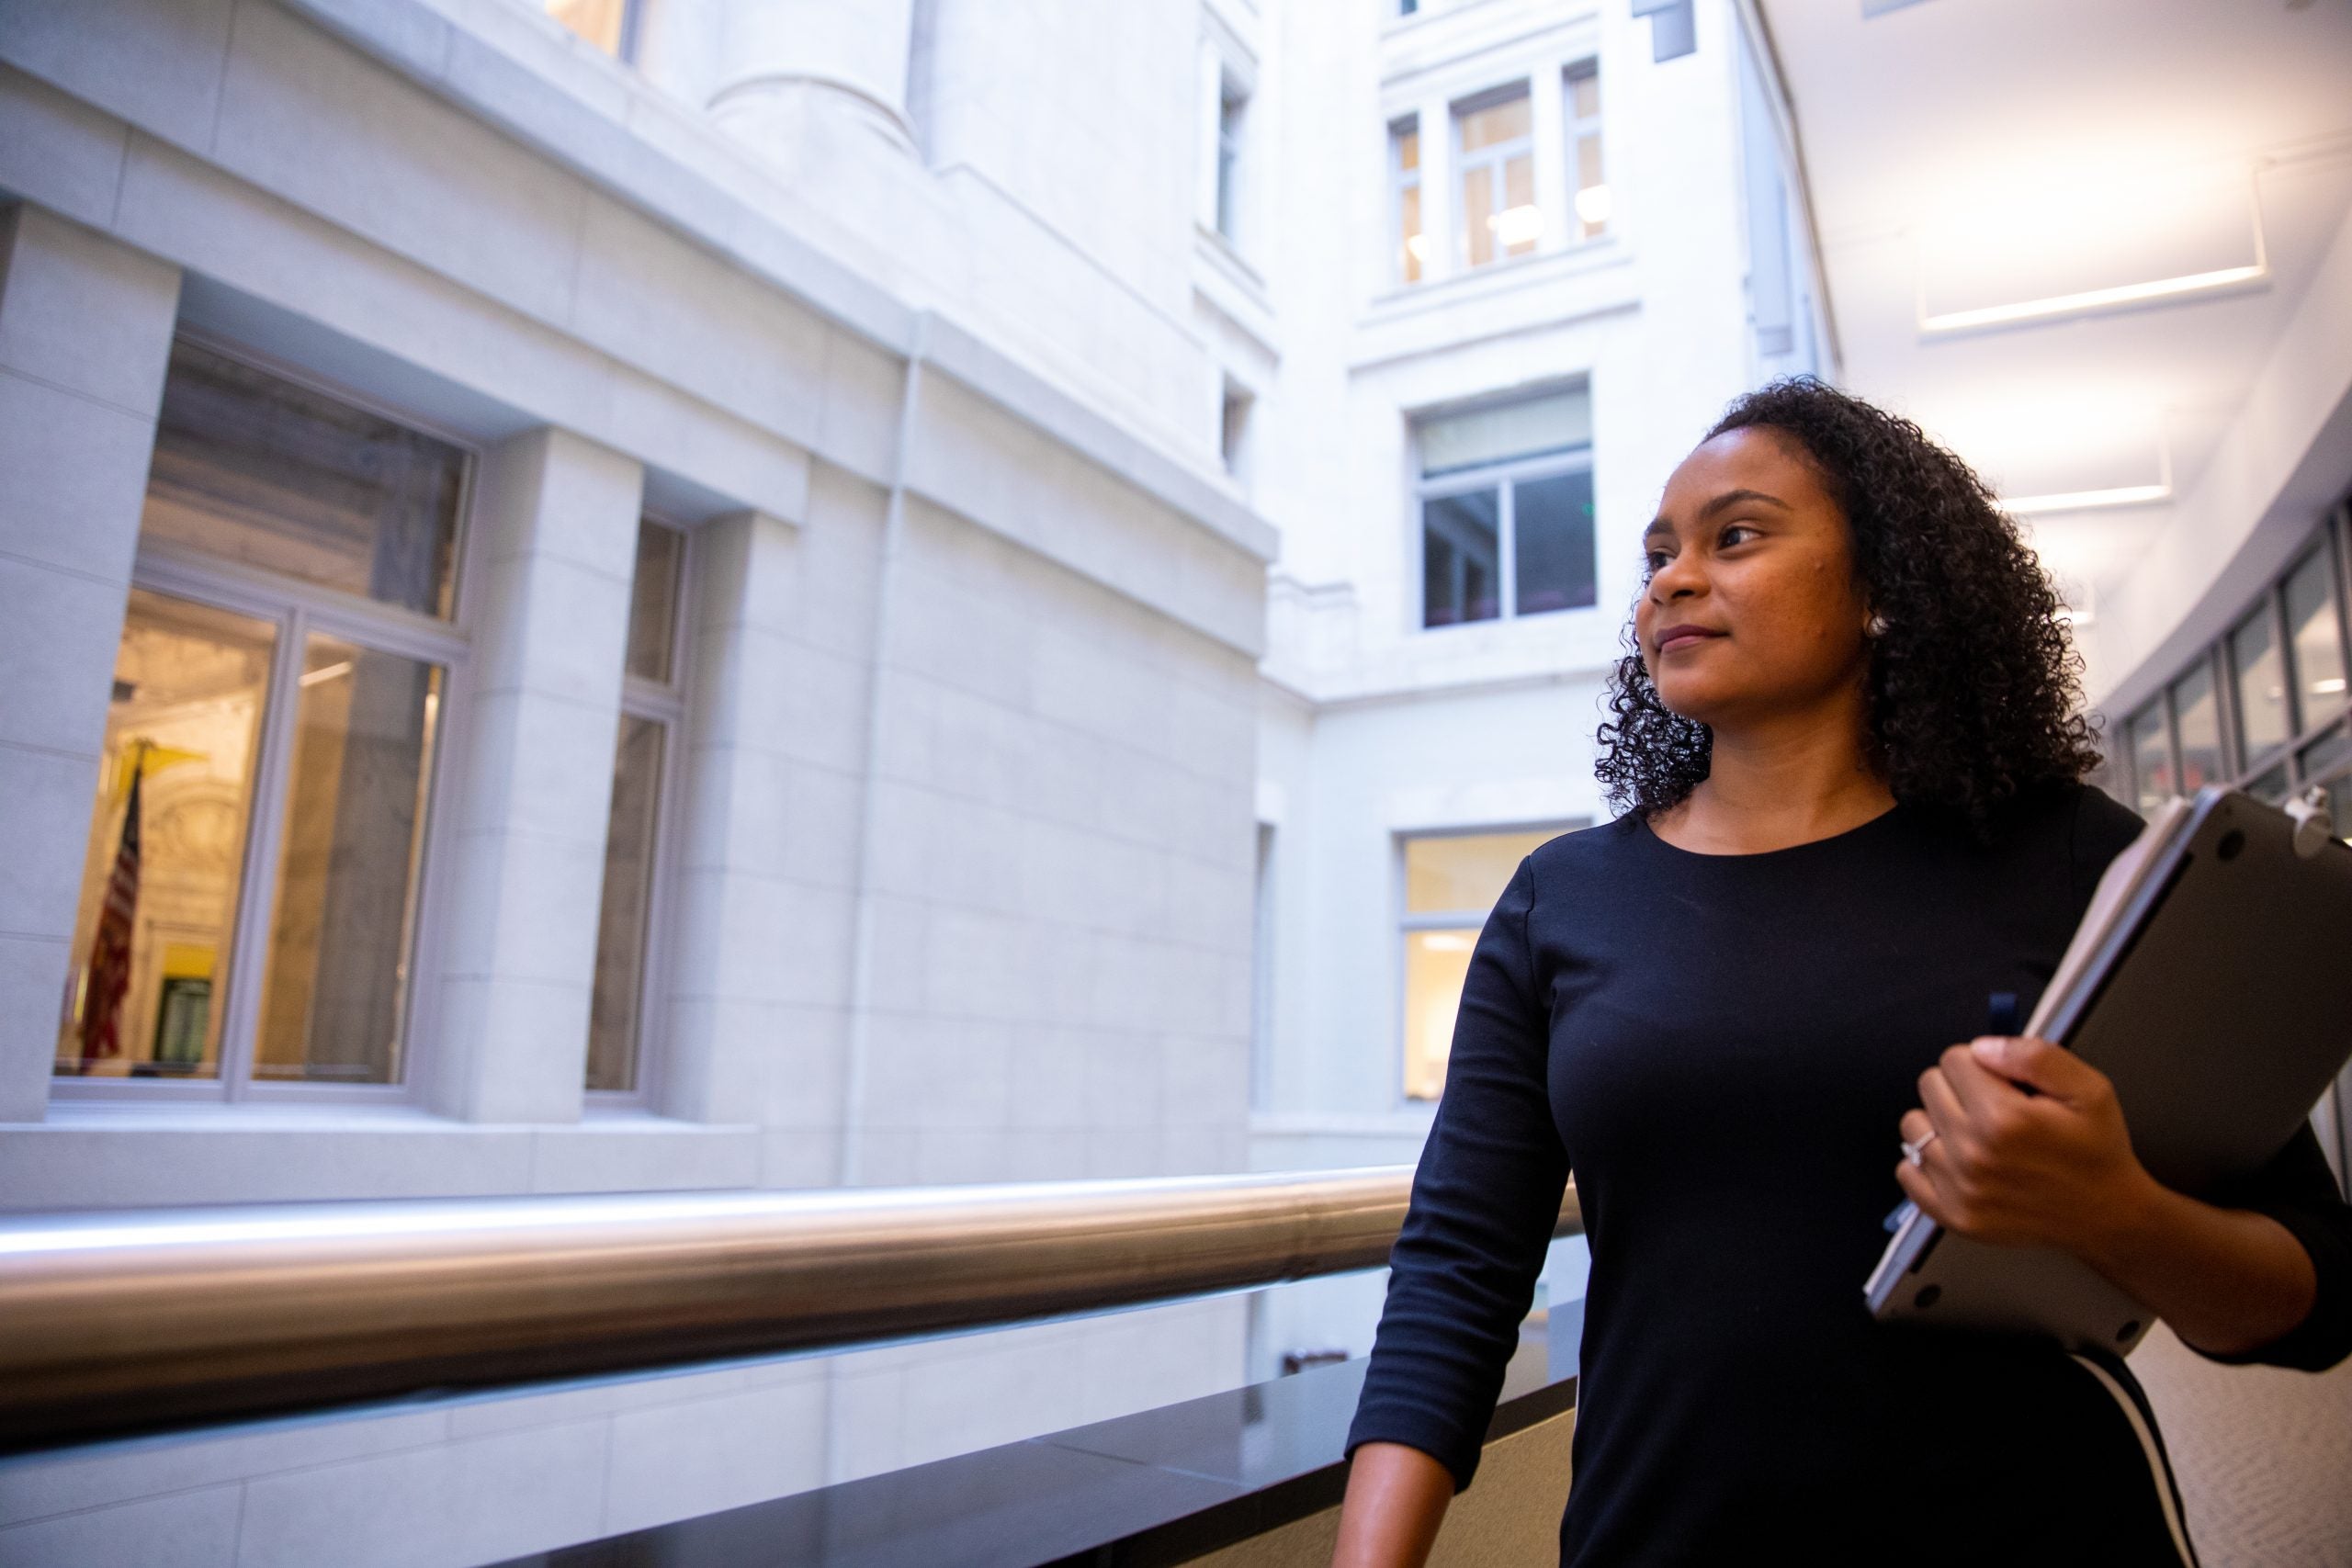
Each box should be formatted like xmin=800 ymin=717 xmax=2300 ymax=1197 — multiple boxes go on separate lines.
xmin=1332 ymin=380 xmax=2352 ymax=1567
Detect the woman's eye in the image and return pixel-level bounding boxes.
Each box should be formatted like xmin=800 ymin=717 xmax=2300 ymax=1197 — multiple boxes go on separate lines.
xmin=1643 ymin=551 xmax=1670 ymax=575
xmin=1720 ymin=524 xmax=1759 ymax=547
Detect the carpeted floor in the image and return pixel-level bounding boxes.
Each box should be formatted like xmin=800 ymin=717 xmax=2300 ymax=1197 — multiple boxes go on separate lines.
xmin=2133 ymin=1322 xmax=2352 ymax=1566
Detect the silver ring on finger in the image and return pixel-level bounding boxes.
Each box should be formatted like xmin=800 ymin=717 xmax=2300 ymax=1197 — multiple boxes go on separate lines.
xmin=1901 ymin=1127 xmax=1939 ymax=1168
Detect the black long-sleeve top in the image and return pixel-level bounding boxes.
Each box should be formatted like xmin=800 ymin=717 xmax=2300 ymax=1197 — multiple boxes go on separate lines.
xmin=1346 ymin=783 xmax=2352 ymax=1566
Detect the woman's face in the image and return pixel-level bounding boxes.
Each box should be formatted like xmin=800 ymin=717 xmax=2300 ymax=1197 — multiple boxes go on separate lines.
xmin=1636 ymin=426 xmax=1873 ymax=730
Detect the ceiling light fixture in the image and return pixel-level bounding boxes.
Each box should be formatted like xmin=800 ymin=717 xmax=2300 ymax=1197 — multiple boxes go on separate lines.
xmin=2003 ymin=482 xmax=2172 ymax=517
xmin=1921 ymin=263 xmax=2267 ymax=335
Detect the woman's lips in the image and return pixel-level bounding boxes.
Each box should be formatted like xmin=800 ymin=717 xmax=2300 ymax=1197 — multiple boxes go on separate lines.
xmin=1657 ymin=627 xmax=1724 ymax=653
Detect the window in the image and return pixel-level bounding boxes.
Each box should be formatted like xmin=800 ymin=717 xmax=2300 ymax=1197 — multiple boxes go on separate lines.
xmin=586 ymin=519 xmax=687 ymax=1096
xmin=1416 ymin=387 xmax=1596 ymax=628
xmin=57 ymin=340 xmax=464 ymax=1094
xmin=1454 ymin=85 xmax=1537 ymax=268
xmin=1392 ymin=117 xmax=1425 ymax=284
xmin=1216 ymin=79 xmax=1248 ymax=243
xmin=1401 ymin=829 xmax=1555 ymax=1100
xmin=2285 ymin=547 xmax=2347 ymax=728
xmin=1220 ymin=380 xmax=1255 ymax=484
xmin=2230 ymin=601 xmax=2290 ymax=766
xmin=545 ymin=0 xmax=639 ymax=59
xmin=2125 ymin=698 xmax=2173 ymax=816
xmin=2170 ymin=660 xmax=2223 ymax=795
xmin=1566 ymin=62 xmax=1608 ymax=240
xmin=2115 ymin=514 xmax=2352 ymax=814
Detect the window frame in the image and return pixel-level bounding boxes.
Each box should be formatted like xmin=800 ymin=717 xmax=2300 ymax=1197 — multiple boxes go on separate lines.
xmin=2117 ymin=507 xmax=2352 ymax=811
xmin=1451 ymin=81 xmax=1538 ymax=270
xmin=1411 ymin=389 xmax=1597 ymax=632
xmin=545 ymin=0 xmax=644 ymax=63
xmin=1390 ymin=114 xmax=1424 ymax=286
xmin=1564 ymin=59 xmax=1607 ymax=243
xmin=584 ymin=514 xmax=696 ymax=1111
xmin=52 ymin=333 xmax=480 ymax=1108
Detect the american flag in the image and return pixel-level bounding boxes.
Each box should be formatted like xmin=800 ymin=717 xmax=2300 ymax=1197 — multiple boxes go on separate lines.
xmin=77 ymin=758 xmax=143 ymax=1074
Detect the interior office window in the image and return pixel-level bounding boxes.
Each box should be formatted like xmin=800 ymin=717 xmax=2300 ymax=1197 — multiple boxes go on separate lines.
xmin=1416 ymin=387 xmax=1596 ymax=628
xmin=1393 ymin=117 xmax=1425 ymax=284
xmin=2125 ymin=698 xmax=2174 ymax=813
xmin=1216 ymin=78 xmax=1248 ymax=243
xmin=2170 ymin=660 xmax=2223 ymax=794
xmin=58 ymin=341 xmax=463 ymax=1092
xmin=1566 ymin=62 xmax=1608 ymax=239
xmin=2285 ymin=545 xmax=2348 ymax=727
xmin=586 ymin=519 xmax=687 ymax=1095
xmin=2231 ymin=601 xmax=2290 ymax=765
xmin=1401 ymin=829 xmax=1555 ymax=1100
xmin=1455 ymin=84 xmax=1537 ymax=268
xmin=546 ymin=0 xmax=638 ymax=59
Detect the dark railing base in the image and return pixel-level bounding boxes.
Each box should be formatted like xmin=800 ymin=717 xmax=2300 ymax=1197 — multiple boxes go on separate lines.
xmin=499 ymin=1351 xmax=1577 ymax=1568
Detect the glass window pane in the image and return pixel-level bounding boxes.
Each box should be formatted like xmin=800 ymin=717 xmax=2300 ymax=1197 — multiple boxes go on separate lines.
xmin=2128 ymin=699 xmax=2173 ymax=811
xmin=1400 ymin=183 xmax=1424 ymax=283
xmin=1575 ymin=137 xmax=1610 ymax=237
xmin=254 ymin=635 xmax=442 ymax=1084
xmin=1405 ymin=829 xmax=1551 ymax=914
xmin=1403 ymin=929 xmax=1475 ymax=1101
xmin=588 ymin=715 xmax=665 ymax=1093
xmin=1458 ymin=92 xmax=1531 ymax=152
xmin=2231 ymin=604 xmax=2290 ymax=762
xmin=1498 ymin=153 xmax=1538 ymax=254
xmin=2297 ymin=720 xmax=2350 ymax=783
xmin=2247 ymin=762 xmax=2290 ymax=805
xmin=1512 ymin=469 xmax=1597 ymax=616
xmin=546 ymin=0 xmax=626 ymax=55
xmin=1462 ymin=164 xmax=1497 ymax=268
xmin=56 ymin=591 xmax=273 ymax=1080
xmin=2171 ymin=661 xmax=2222 ymax=795
xmin=1419 ymin=389 xmax=1593 ymax=478
xmin=1422 ymin=489 xmax=1500 ymax=627
xmin=142 ymin=341 xmax=466 ymax=618
xmin=1570 ymin=67 xmax=1600 ymax=121
xmin=1394 ymin=121 xmax=1419 ymax=174
xmin=2285 ymin=548 xmax=2347 ymax=728
xmin=626 ymin=521 xmax=684 ymax=684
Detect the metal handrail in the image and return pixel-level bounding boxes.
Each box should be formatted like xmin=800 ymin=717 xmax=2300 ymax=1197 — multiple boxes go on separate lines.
xmin=0 ymin=1167 xmax=1580 ymax=1448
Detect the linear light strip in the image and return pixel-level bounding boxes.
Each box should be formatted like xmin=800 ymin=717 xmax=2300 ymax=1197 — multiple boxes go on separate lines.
xmin=2003 ymin=483 xmax=2172 ymax=517
xmin=1921 ymin=264 xmax=2267 ymax=335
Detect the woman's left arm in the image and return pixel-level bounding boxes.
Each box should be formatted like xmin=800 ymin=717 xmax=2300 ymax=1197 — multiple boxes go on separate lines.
xmin=1896 ymin=1035 xmax=2342 ymax=1360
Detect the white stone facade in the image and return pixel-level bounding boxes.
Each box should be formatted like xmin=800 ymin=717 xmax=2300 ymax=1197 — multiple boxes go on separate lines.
xmin=0 ymin=0 xmax=1270 ymax=1556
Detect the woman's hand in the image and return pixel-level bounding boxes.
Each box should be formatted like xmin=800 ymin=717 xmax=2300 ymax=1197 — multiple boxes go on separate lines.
xmin=1894 ymin=1035 xmax=2150 ymax=1256
xmin=1895 ymin=1034 xmax=2318 ymax=1356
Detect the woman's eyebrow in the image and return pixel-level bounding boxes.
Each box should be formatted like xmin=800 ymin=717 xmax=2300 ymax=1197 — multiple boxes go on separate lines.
xmin=1696 ymin=487 xmax=1791 ymax=522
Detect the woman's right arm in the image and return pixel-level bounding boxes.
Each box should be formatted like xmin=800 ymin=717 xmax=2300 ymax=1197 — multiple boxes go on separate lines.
xmin=1334 ymin=857 xmax=1570 ymax=1562
xmin=1331 ymin=1442 xmax=1454 ymax=1568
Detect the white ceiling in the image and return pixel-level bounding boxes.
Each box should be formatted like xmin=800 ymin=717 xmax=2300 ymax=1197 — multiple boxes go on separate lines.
xmin=1760 ymin=0 xmax=2352 ymax=630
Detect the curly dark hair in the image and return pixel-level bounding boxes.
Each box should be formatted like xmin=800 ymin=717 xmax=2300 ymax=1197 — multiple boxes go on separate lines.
xmin=1595 ymin=377 xmax=2102 ymax=830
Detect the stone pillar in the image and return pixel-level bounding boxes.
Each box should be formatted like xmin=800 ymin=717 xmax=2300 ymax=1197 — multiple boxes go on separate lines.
xmin=658 ymin=508 xmax=840 ymax=1156
xmin=0 ymin=206 xmax=180 ymax=1123
xmin=706 ymin=0 xmax=920 ymax=156
xmin=430 ymin=428 xmax=642 ymax=1123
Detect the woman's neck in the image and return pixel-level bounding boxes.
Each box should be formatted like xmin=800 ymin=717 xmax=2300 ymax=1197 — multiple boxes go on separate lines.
xmin=1650 ymin=694 xmax=1894 ymax=855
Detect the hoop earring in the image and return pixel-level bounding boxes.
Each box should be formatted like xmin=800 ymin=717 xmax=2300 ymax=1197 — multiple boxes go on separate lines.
xmin=1866 ymin=613 xmax=1890 ymax=638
